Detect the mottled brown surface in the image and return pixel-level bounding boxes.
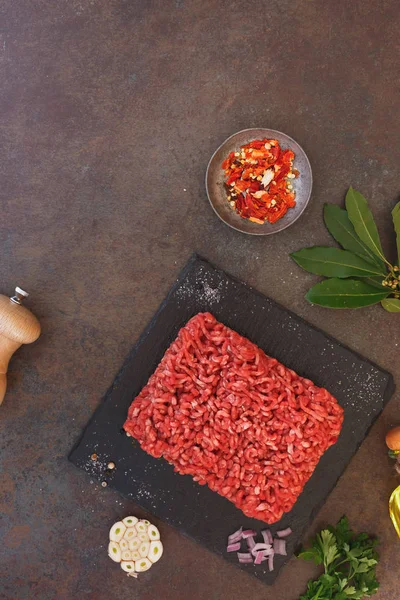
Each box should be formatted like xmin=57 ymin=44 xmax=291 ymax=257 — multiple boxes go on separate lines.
xmin=0 ymin=1 xmax=399 ymax=598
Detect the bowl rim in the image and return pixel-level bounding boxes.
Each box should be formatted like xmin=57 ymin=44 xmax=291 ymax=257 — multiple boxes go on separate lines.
xmin=205 ymin=128 xmax=313 ymax=236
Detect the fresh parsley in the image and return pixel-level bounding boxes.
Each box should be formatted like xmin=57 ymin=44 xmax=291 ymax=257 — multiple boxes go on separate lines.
xmin=297 ymin=516 xmax=379 ymax=599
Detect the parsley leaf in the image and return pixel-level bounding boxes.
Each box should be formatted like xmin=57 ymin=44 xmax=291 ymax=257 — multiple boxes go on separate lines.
xmin=297 ymin=548 xmax=324 ymax=565
xmin=343 ymin=586 xmax=356 ymax=595
xmin=329 ymin=516 xmax=352 ymax=546
xmin=317 ymin=530 xmax=340 ymax=570
xmin=297 ymin=516 xmax=379 ymax=600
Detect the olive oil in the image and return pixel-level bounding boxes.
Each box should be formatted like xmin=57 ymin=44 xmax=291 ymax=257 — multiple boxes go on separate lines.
xmin=389 ymin=485 xmax=400 ymax=538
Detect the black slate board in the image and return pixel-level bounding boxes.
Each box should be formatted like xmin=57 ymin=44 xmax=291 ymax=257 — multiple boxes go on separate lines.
xmin=69 ymin=255 xmax=394 ymax=584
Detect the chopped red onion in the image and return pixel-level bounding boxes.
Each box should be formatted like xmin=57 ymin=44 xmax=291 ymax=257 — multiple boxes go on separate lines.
xmin=257 ymin=549 xmax=273 ymax=562
xmin=273 ymin=538 xmax=287 ymax=556
xmin=261 ymin=529 xmax=273 ymax=545
xmin=228 ymin=527 xmax=243 ymax=544
xmin=237 ymin=552 xmax=252 ymax=560
xmin=251 ymin=542 xmax=271 ymax=556
xmin=276 ymin=527 xmax=292 ymax=538
xmin=246 ymin=536 xmax=255 ymax=550
xmin=268 ymin=551 xmax=274 ymax=571
xmin=242 ymin=529 xmax=257 ymax=539
xmin=238 ymin=554 xmax=253 ymax=564
xmin=252 ymin=547 xmax=274 ymax=558
xmin=225 ymin=524 xmax=292 ymax=568
xmin=227 ymin=542 xmax=241 ymax=552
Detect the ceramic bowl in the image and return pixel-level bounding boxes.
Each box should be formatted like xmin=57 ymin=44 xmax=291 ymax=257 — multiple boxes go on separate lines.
xmin=206 ymin=128 xmax=313 ymax=235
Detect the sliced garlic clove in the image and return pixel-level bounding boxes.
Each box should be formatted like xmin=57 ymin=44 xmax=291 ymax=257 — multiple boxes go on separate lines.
xmin=108 ymin=541 xmax=121 ymax=563
xmin=136 ymin=521 xmax=147 ymax=534
xmin=123 ymin=527 xmax=137 ymax=541
xmin=121 ymin=560 xmax=136 ymax=574
xmin=131 ymin=550 xmax=140 ymax=560
xmin=261 ymin=168 xmax=274 ymax=188
xmin=135 ymin=557 xmax=151 ymax=572
xmin=148 ymin=541 xmax=163 ymax=563
xmin=121 ymin=550 xmax=132 ymax=561
xmin=128 ymin=537 xmax=141 ymax=551
xmin=142 ymin=520 xmax=150 ymax=526
xmin=139 ymin=541 xmax=150 ymax=558
xmin=122 ymin=516 xmax=138 ymax=528
xmin=109 ymin=521 xmax=126 ymax=543
xmin=147 ymin=524 xmax=160 ymax=541
xmin=138 ymin=532 xmax=150 ymax=542
xmin=119 ymin=539 xmax=129 ymax=551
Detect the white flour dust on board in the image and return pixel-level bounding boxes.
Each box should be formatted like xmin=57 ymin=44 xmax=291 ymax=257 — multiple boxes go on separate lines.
xmin=331 ymin=364 xmax=386 ymax=417
xmin=135 ymin=483 xmax=153 ymax=501
xmin=344 ymin=368 xmax=385 ymax=414
xmin=176 ymin=267 xmax=226 ymax=306
xmin=202 ymin=281 xmax=222 ymax=303
xmin=81 ymin=444 xmax=109 ymax=479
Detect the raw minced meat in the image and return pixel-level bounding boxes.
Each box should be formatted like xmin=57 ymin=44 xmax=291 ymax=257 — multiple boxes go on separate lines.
xmin=124 ymin=313 xmax=344 ymax=524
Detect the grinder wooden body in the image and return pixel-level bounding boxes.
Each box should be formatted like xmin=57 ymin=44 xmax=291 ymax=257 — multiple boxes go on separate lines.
xmin=0 ymin=288 xmax=41 ymax=405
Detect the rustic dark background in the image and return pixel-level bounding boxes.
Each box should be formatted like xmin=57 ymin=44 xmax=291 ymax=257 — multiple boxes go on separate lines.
xmin=1 ymin=1 xmax=399 ymax=599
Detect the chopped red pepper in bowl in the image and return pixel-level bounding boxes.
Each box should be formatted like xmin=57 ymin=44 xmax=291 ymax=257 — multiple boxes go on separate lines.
xmin=206 ymin=128 xmax=312 ymax=235
xmin=221 ymin=139 xmax=299 ymax=225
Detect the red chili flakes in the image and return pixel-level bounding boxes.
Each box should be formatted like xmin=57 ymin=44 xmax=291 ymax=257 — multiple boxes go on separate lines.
xmin=124 ymin=313 xmax=344 ymax=524
xmin=221 ymin=138 xmax=297 ymax=224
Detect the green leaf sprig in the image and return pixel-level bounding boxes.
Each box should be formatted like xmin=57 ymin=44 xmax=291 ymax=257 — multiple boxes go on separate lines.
xmin=297 ymin=516 xmax=379 ymax=600
xmin=291 ymin=187 xmax=400 ymax=311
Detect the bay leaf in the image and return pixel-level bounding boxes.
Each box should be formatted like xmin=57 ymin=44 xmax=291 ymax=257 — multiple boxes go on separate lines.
xmin=323 ymin=203 xmax=385 ymax=271
xmin=363 ymin=277 xmax=388 ymax=290
xmin=291 ymin=247 xmax=385 ymax=278
xmin=381 ymin=298 xmax=400 ymax=313
xmin=306 ymin=278 xmax=389 ymax=309
xmin=345 ymin=187 xmax=386 ymax=263
xmin=392 ymin=201 xmax=400 ymax=265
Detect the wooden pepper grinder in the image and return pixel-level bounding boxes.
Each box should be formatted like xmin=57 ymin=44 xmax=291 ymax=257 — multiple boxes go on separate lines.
xmin=0 ymin=287 xmax=41 ymax=405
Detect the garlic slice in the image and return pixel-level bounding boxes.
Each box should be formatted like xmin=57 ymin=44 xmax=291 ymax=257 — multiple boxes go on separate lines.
xmin=135 ymin=557 xmax=151 ymax=572
xmin=131 ymin=550 xmax=140 ymax=560
xmin=108 ymin=541 xmax=121 ymax=563
xmin=119 ymin=539 xmax=129 ymax=551
xmin=138 ymin=532 xmax=150 ymax=542
xmin=121 ymin=560 xmax=136 ymax=574
xmin=128 ymin=537 xmax=141 ymax=551
xmin=261 ymin=168 xmax=274 ymax=188
xmin=121 ymin=550 xmax=132 ymax=561
xmin=147 ymin=524 xmax=160 ymax=541
xmin=109 ymin=521 xmax=126 ymax=543
xmin=123 ymin=527 xmax=137 ymax=541
xmin=123 ymin=516 xmax=138 ymax=527
xmin=148 ymin=541 xmax=163 ymax=563
xmin=139 ymin=541 xmax=150 ymax=558
xmin=136 ymin=521 xmax=147 ymax=534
